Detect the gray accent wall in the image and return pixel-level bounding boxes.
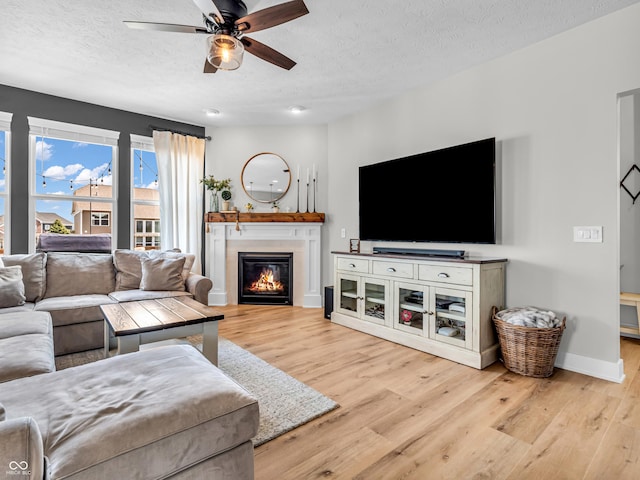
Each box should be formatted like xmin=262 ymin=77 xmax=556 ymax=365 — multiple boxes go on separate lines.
xmin=0 ymin=84 xmax=205 ymax=253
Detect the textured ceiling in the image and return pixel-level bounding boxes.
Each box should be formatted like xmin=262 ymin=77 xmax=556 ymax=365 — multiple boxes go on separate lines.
xmin=1 ymin=0 xmax=638 ymax=127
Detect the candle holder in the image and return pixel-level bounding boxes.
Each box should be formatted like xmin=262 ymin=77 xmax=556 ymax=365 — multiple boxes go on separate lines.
xmin=305 ymin=182 xmax=310 ymax=213
xmin=313 ymin=178 xmax=316 ymax=213
xmin=296 ymin=179 xmax=300 ymax=213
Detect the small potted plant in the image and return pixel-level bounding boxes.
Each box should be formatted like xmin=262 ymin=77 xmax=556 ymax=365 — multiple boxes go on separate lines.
xmin=271 ymin=201 xmax=280 ymax=213
xmin=200 ymin=175 xmax=231 ymax=213
xmin=221 ymin=189 xmax=232 ymax=211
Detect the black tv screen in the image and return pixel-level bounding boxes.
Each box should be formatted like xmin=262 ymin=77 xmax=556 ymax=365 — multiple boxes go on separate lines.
xmin=359 ymin=138 xmax=496 ymax=244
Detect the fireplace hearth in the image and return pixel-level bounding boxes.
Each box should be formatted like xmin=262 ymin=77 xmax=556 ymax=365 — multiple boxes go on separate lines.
xmin=238 ymin=252 xmax=293 ymax=305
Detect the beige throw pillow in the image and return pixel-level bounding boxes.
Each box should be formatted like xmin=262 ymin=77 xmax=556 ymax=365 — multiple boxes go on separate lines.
xmin=114 ymin=249 xmax=195 ymax=290
xmin=0 ymin=266 xmax=26 ymax=308
xmin=113 ymin=250 xmax=148 ymax=290
xmin=1 ymin=253 xmax=47 ymax=302
xmin=139 ymin=257 xmax=186 ymax=291
xmin=147 ymin=250 xmax=195 ymax=283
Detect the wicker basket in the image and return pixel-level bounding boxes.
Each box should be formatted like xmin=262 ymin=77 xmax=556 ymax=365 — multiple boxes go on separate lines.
xmin=492 ymin=307 xmax=566 ymax=378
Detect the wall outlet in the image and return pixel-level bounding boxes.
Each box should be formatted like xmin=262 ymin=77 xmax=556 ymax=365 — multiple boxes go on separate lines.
xmin=340 ymin=228 xmax=346 ymax=238
xmin=573 ymin=226 xmax=603 ymax=243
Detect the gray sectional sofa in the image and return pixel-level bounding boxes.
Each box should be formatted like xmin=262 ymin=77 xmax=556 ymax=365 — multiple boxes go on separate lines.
xmin=0 ymin=311 xmax=259 ymax=480
xmin=0 ymin=249 xmax=213 ymax=355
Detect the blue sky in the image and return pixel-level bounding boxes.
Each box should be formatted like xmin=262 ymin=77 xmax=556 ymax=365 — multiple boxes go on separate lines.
xmin=33 ymin=137 xmax=157 ymax=222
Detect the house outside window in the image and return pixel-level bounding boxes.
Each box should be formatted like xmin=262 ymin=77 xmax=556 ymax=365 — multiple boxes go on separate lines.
xmin=28 ymin=117 xmax=119 ymax=251
xmin=0 ymin=112 xmax=12 ymax=254
xmin=131 ymin=135 xmax=160 ymax=251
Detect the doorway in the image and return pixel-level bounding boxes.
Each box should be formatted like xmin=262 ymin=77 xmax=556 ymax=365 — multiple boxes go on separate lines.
xmin=619 ymin=90 xmax=640 ymax=339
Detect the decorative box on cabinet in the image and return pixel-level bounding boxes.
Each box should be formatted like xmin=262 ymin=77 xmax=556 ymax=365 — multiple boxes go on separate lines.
xmin=331 ymin=252 xmax=507 ymax=369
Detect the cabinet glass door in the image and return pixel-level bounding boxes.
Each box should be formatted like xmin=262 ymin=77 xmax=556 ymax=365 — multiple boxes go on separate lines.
xmin=430 ymin=288 xmax=473 ymax=349
xmin=337 ymin=274 xmax=359 ymax=316
xmin=362 ymin=278 xmax=388 ymax=325
xmin=394 ymin=282 xmax=428 ymax=336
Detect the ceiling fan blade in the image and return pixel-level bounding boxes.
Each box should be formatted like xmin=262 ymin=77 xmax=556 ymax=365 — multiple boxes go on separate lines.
xmin=235 ymin=0 xmax=309 ymax=34
xmin=204 ymin=59 xmax=218 ymax=74
xmin=193 ymin=0 xmax=224 ymax=24
xmin=124 ymin=21 xmax=208 ymax=34
xmin=241 ymin=36 xmax=296 ymax=70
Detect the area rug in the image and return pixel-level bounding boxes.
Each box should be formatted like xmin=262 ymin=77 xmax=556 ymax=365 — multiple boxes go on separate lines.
xmin=55 ymin=337 xmax=339 ymax=447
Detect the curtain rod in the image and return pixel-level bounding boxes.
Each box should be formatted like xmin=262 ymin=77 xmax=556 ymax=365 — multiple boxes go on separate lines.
xmin=148 ymin=125 xmax=211 ymax=141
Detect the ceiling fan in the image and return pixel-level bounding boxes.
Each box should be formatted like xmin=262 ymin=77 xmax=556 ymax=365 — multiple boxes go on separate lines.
xmin=124 ymin=0 xmax=309 ymax=73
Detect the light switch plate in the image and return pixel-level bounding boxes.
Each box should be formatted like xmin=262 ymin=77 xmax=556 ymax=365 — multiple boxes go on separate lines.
xmin=573 ymin=226 xmax=603 ymax=243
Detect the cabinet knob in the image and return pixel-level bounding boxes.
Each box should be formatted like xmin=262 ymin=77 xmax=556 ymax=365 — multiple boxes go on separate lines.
xmin=428 ymin=311 xmax=435 ymax=316
xmin=437 ymin=272 xmax=449 ymax=278
xmin=357 ymin=296 xmax=364 ymax=301
xmin=349 ymin=263 xmax=356 ymax=268
xmin=387 ymin=267 xmax=396 ymax=273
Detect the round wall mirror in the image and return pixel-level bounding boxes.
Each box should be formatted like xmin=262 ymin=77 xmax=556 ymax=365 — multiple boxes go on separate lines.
xmin=241 ymin=153 xmax=291 ymax=203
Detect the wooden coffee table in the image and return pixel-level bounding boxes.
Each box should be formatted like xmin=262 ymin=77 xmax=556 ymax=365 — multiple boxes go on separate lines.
xmin=101 ymin=297 xmax=224 ymax=365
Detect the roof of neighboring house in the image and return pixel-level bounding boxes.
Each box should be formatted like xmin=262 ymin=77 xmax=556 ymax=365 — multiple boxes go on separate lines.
xmin=36 ymin=212 xmax=73 ymax=227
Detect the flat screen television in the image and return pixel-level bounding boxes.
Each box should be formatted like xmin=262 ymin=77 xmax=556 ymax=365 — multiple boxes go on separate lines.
xmin=359 ymin=137 xmax=496 ymax=244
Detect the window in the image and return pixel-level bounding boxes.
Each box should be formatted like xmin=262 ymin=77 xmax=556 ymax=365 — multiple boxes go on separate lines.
xmin=131 ymin=135 xmax=160 ymax=250
xmin=134 ymin=218 xmax=161 ymax=249
xmin=91 ymin=213 xmax=110 ymax=226
xmin=0 ymin=112 xmax=12 ymax=254
xmin=28 ymin=118 xmax=119 ymax=251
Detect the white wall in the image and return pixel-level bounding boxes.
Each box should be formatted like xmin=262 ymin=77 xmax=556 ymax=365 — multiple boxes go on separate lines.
xmin=204 ymin=125 xmax=328 ymax=214
xmin=328 ymin=4 xmax=640 ymax=381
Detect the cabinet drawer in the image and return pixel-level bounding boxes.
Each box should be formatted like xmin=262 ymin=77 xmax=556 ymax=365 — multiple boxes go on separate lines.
xmin=372 ymin=260 xmax=414 ymax=278
xmin=337 ymin=257 xmax=369 ymax=273
xmin=418 ymin=265 xmax=472 ymax=285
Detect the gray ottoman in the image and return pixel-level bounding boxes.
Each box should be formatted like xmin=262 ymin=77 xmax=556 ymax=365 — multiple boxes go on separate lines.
xmin=0 ymin=311 xmax=55 ymax=383
xmin=0 ymin=344 xmax=259 ymax=479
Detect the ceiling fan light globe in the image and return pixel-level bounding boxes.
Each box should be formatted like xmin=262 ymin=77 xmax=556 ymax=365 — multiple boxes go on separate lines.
xmin=207 ymin=34 xmax=244 ymax=70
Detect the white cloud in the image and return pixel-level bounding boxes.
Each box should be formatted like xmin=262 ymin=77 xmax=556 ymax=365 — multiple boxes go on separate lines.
xmin=42 ymin=163 xmax=84 ymax=180
xmin=35 ymin=140 xmax=54 ymax=161
xmin=74 ymin=163 xmax=112 ymax=185
xmin=145 ymin=181 xmax=158 ymax=189
xmin=72 ymin=142 xmax=88 ymax=149
xmin=0 ymin=179 xmax=4 ymax=188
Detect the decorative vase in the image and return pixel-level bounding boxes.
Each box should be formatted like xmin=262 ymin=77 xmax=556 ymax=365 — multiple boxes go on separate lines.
xmin=272 ymin=206 xmax=280 ymax=213
xmin=209 ymin=192 xmax=219 ymax=213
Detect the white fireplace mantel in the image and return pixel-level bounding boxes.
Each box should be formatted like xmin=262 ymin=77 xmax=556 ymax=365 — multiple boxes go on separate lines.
xmin=206 ymin=222 xmax=323 ymax=308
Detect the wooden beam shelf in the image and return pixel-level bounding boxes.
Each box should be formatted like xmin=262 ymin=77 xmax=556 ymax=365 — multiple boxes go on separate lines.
xmin=205 ymin=212 xmax=325 ymax=223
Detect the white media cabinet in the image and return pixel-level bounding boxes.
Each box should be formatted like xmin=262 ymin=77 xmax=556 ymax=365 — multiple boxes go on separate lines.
xmin=331 ymin=251 xmax=507 ymax=369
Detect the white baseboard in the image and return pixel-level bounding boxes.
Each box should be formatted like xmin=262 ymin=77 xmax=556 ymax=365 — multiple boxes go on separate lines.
xmin=303 ymin=294 xmax=323 ymax=308
xmin=208 ymin=291 xmax=228 ymax=306
xmin=555 ymin=351 xmax=625 ymax=383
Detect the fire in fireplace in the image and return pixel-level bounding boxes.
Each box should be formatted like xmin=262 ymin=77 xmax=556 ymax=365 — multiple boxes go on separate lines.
xmin=238 ymin=252 xmax=293 ymax=305
xmin=248 ymin=268 xmax=285 ymax=293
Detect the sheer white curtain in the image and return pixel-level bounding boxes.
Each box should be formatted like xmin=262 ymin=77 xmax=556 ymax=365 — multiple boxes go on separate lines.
xmin=153 ymin=131 xmax=205 ymax=274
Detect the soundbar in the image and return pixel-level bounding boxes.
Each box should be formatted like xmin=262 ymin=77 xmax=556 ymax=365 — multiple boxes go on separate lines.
xmin=372 ymin=247 xmax=466 ymax=258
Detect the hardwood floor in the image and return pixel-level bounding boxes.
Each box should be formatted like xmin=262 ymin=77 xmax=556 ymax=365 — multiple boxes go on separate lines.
xmin=217 ymin=305 xmax=640 ymax=480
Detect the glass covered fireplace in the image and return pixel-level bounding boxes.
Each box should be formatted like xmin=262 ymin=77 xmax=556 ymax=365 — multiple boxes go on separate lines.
xmin=238 ymin=252 xmax=293 ymax=305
